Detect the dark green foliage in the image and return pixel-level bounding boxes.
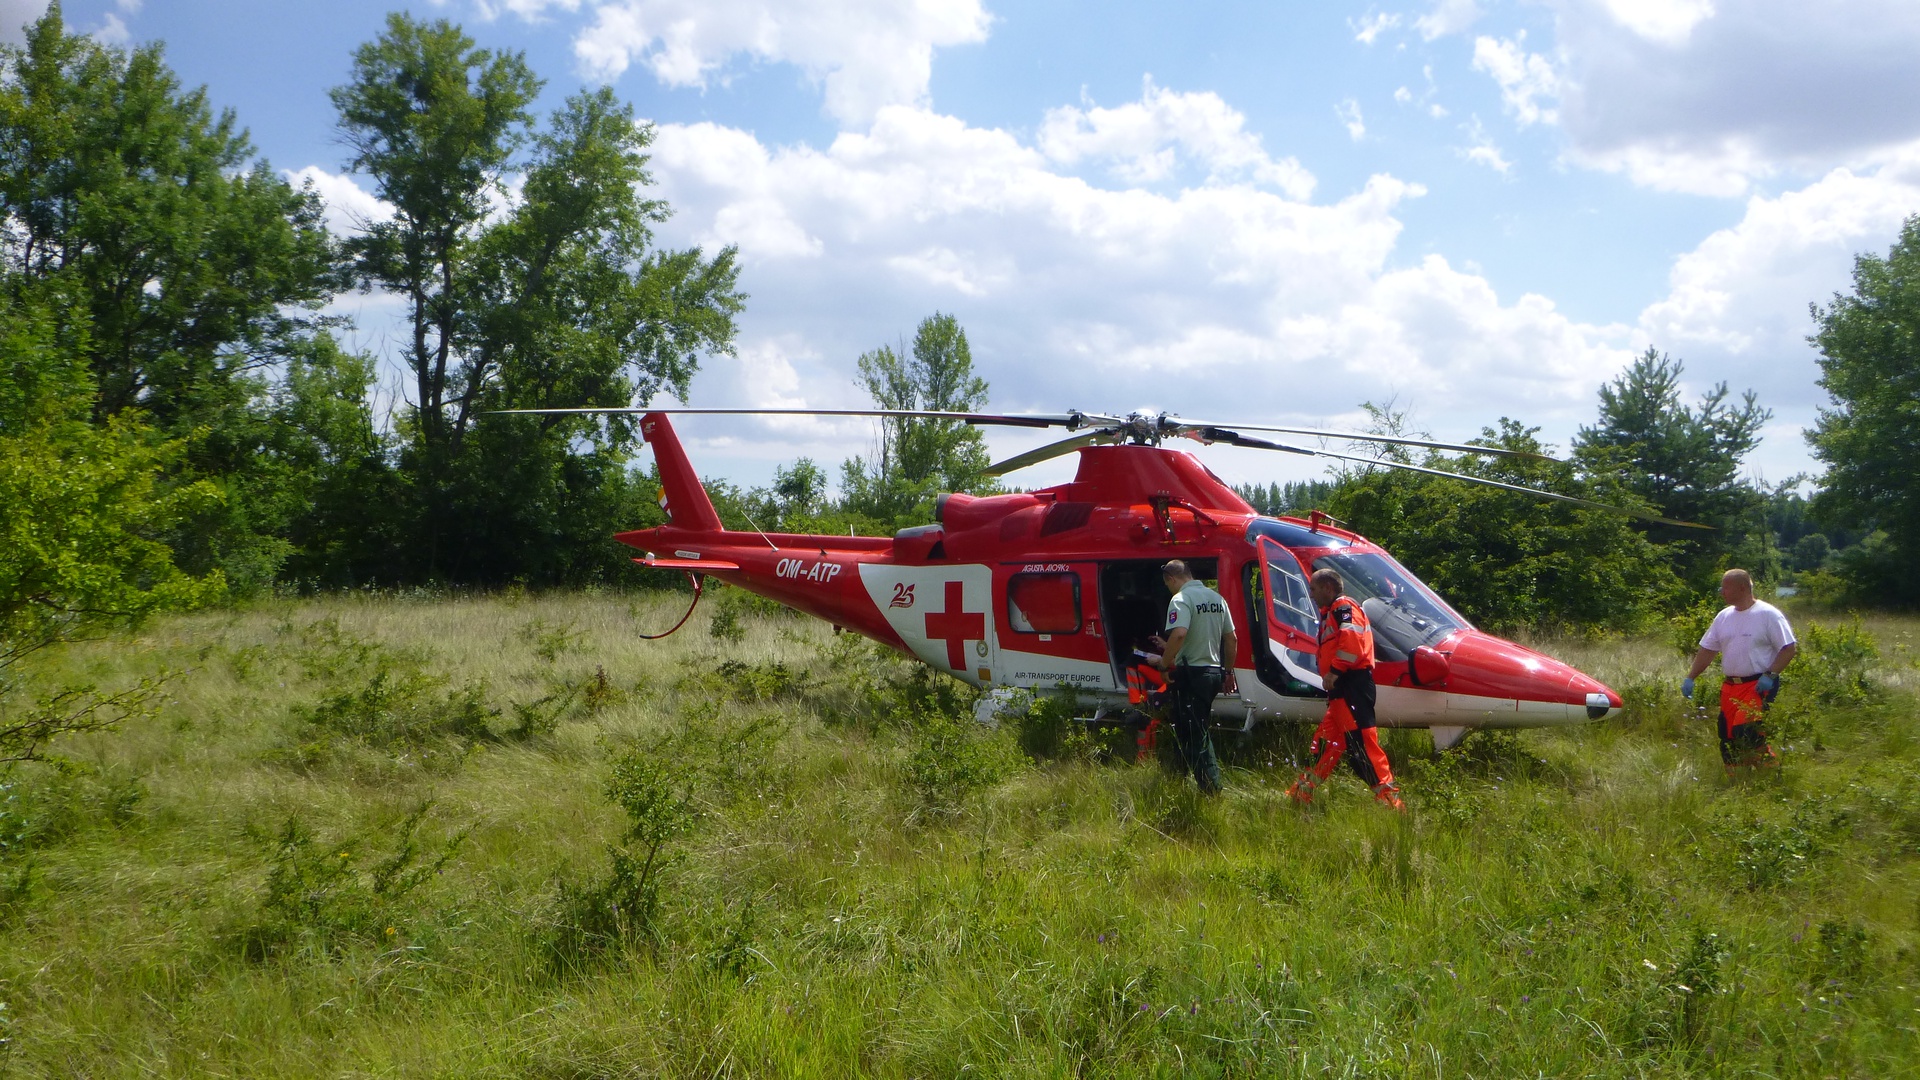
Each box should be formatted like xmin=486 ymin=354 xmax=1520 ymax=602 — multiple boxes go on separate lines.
xmin=1575 ymin=348 xmax=1775 ymax=590
xmin=1328 ymin=415 xmax=1683 ymax=633
xmin=1233 ymin=479 xmax=1336 ymax=516
xmin=1 ymin=6 xmax=344 ymax=593
xmin=902 ymin=709 xmax=1025 ymax=816
xmin=1005 ymin=688 xmax=1095 ymax=763
xmin=332 ymin=18 xmax=742 ymax=586
xmin=243 ymin=801 xmax=469 ymax=957
xmin=1809 ymin=214 xmax=1920 ymax=606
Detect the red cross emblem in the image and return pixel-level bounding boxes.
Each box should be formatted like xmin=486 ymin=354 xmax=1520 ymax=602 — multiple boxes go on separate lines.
xmin=923 ymin=580 xmax=984 ymax=670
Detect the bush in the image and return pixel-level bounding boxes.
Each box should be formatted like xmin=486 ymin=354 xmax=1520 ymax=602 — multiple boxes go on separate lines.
xmin=544 ymin=749 xmax=695 ymax=969
xmin=902 ymin=709 xmax=1025 ymax=817
xmin=286 ymin=619 xmax=500 ymax=753
xmin=1004 ymin=688 xmax=1095 ymax=763
xmin=240 ymin=801 xmax=469 ymax=958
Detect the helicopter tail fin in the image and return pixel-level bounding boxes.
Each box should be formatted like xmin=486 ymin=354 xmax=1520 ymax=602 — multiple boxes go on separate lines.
xmin=641 ymin=411 xmax=724 ymax=532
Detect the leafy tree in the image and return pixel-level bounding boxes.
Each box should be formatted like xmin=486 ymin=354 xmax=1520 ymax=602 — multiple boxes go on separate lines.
xmin=0 ymin=288 xmax=224 ymax=763
xmin=1808 ymin=214 xmax=1920 ymax=606
xmin=841 ymin=313 xmax=994 ymax=527
xmin=333 ymin=16 xmax=742 ymax=584
xmin=0 ymin=4 xmax=346 ymax=592
xmin=1574 ymin=348 xmax=1774 ymax=590
xmin=1327 ymin=414 xmax=1683 ymax=633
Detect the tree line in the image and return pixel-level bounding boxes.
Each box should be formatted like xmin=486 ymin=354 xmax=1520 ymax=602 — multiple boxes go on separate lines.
xmin=5 ymin=4 xmax=1920 ymax=757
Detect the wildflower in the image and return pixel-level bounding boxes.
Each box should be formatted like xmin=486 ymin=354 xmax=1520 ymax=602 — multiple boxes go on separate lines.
xmin=385 ymin=926 xmax=396 ymax=936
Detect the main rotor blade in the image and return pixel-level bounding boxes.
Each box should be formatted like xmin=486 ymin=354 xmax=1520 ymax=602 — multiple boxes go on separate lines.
xmin=987 ymin=430 xmax=1118 ymax=475
xmin=1165 ymin=417 xmax=1552 ymax=460
xmin=485 ymin=406 xmax=1122 ymax=430
xmin=1205 ymin=430 xmax=1712 ymax=529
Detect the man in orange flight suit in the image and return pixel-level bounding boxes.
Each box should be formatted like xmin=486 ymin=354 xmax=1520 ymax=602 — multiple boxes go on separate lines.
xmin=1287 ymin=568 xmax=1405 ymax=810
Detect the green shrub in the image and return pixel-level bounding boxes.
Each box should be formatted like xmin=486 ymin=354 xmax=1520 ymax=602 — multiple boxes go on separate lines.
xmin=1005 ymin=688 xmax=1094 ymax=762
xmin=241 ymin=801 xmax=469 ymax=958
xmin=516 ymin=618 xmax=582 ymax=663
xmin=902 ymin=709 xmax=1024 ymax=817
xmin=1791 ymin=620 xmax=1878 ymax=707
xmin=544 ymin=749 xmax=695 ymax=969
xmin=676 ymin=657 xmax=812 ymax=706
xmin=286 ymin=620 xmax=500 ymax=751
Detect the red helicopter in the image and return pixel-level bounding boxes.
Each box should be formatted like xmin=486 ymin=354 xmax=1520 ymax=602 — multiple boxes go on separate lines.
xmin=506 ymin=406 xmax=1697 ymax=749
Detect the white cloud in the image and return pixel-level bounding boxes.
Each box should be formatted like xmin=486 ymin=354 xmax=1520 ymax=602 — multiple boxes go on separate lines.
xmin=92 ymin=12 xmax=128 ymax=45
xmin=1628 ymin=146 xmax=1920 ymax=478
xmin=1551 ymin=0 xmax=1920 ymax=195
xmin=635 ymin=95 xmax=1665 ymax=486
xmin=1037 ymin=78 xmax=1316 ymax=197
xmin=468 ymin=0 xmax=582 ymax=19
xmin=1336 ymin=99 xmax=1366 ymax=142
xmin=1472 ymin=33 xmax=1560 ymax=127
xmin=1352 ymin=10 xmax=1400 ymax=45
xmin=286 ymin=166 xmax=395 ymax=235
xmin=1639 ymin=148 xmax=1920 ymax=357
xmin=1598 ymin=0 xmax=1714 ymax=47
xmin=572 ymin=0 xmax=992 ymax=127
xmin=1415 ymin=0 xmax=1483 ymax=41
xmin=1394 ymin=86 xmax=1412 ymax=104
xmin=1459 ymin=119 xmax=1511 ymax=173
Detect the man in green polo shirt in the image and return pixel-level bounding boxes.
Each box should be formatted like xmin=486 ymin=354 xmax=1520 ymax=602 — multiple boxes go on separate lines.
xmin=1149 ymin=559 xmax=1237 ymax=794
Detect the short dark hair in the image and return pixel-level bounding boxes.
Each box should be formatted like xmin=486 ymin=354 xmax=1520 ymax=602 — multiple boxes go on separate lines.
xmin=1310 ymin=568 xmax=1342 ymax=592
xmin=1161 ymin=559 xmax=1190 ymax=579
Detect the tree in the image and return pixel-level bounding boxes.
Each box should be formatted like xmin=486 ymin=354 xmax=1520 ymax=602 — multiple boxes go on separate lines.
xmin=841 ymin=313 xmax=994 ymax=527
xmin=333 ymin=16 xmax=742 ymax=584
xmin=1808 ymin=214 xmax=1920 ymax=606
xmin=1327 ymin=417 xmax=1683 ymax=633
xmin=0 ymin=287 xmax=223 ymax=763
xmin=0 ymin=4 xmax=345 ymax=592
xmin=1574 ymin=348 xmax=1774 ymax=590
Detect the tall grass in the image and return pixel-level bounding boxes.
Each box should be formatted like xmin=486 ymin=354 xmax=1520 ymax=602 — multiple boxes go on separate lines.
xmin=0 ymin=591 xmax=1915 ymax=1076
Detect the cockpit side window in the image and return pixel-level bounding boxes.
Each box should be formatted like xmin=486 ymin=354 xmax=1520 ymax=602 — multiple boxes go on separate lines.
xmin=1310 ymin=551 xmax=1468 ymax=657
xmin=1265 ymin=548 xmax=1318 ymax=641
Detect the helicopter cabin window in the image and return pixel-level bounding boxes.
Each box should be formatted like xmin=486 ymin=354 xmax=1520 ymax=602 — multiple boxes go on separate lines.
xmin=1310 ymin=551 xmax=1468 ymax=661
xmin=1007 ymin=572 xmax=1081 ymax=634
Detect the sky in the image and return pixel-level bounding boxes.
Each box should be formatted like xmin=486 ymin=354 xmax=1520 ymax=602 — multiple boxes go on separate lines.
xmin=11 ymin=0 xmax=1920 ymax=495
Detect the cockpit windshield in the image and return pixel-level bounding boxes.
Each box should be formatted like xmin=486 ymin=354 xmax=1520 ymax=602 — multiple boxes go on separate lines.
xmin=1311 ymin=551 xmax=1469 ymax=658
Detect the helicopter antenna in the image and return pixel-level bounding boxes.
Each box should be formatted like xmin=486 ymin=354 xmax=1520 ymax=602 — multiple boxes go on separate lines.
xmin=737 ymin=506 xmax=780 ymax=551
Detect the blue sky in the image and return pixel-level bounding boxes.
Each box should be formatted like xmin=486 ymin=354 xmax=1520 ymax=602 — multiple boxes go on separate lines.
xmin=15 ymin=0 xmax=1920 ymax=493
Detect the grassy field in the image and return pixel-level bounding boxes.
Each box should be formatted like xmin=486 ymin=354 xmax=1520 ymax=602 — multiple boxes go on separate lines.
xmin=1 ymin=589 xmax=1917 ymax=1077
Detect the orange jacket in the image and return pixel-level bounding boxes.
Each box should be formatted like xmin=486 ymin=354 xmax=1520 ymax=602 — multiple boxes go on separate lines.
xmin=1318 ymin=595 xmax=1375 ymax=674
xmin=1126 ymin=661 xmax=1167 ymax=705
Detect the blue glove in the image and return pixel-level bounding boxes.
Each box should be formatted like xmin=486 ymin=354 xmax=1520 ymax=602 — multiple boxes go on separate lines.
xmin=1757 ymin=672 xmax=1779 ymax=695
xmin=1681 ymin=676 xmax=1695 ymax=700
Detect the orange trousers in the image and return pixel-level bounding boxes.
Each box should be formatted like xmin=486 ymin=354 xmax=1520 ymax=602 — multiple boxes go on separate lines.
xmin=1717 ymin=677 xmax=1777 ymax=769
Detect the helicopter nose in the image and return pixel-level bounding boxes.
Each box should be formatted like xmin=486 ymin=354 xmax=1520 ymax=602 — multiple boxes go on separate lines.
xmin=1568 ymin=670 xmax=1623 ymax=719
xmin=1445 ymin=632 xmax=1622 ymax=719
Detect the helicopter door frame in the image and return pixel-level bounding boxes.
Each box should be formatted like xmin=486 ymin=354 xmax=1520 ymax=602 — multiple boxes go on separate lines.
xmin=1248 ymin=538 xmax=1327 ymax=697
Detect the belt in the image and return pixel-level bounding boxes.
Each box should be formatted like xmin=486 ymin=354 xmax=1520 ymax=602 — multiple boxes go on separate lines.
xmin=1176 ymin=664 xmax=1223 ymax=672
xmin=1724 ymin=674 xmax=1764 ymax=684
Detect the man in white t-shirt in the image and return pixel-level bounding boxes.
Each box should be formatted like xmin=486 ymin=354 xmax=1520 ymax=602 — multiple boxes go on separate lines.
xmin=1683 ymin=568 xmax=1798 ymax=772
